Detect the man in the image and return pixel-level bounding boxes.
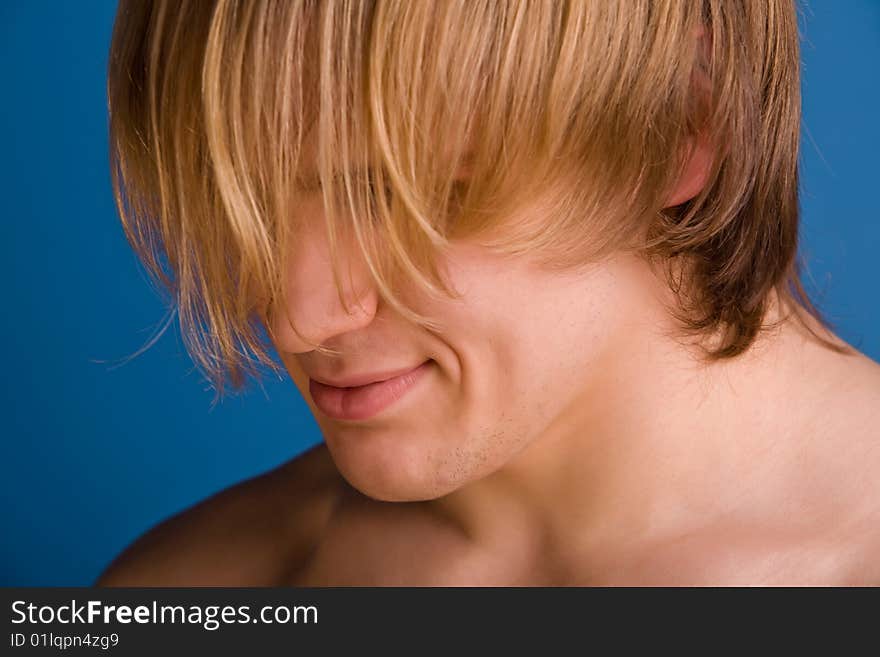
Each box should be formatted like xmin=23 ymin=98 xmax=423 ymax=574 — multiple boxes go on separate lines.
xmin=99 ymin=0 xmax=880 ymax=585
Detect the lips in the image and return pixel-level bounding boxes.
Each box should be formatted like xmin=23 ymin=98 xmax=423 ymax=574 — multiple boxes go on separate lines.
xmin=310 ymin=363 xmax=427 ymax=389
xmin=308 ymin=360 xmax=432 ymax=421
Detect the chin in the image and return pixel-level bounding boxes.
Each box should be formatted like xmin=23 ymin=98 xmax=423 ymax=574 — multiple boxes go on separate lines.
xmin=322 ymin=429 xmax=484 ymax=502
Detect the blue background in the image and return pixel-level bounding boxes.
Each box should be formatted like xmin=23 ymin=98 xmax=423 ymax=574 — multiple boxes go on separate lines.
xmin=2 ymin=2 xmax=878 ymax=585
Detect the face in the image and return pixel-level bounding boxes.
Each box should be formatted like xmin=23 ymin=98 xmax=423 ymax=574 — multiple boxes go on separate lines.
xmin=269 ymin=192 xmax=644 ymax=502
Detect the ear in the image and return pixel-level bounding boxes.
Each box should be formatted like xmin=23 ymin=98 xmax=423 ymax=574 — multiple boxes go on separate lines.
xmin=664 ymin=132 xmax=713 ymax=208
xmin=665 ymin=25 xmax=714 ymax=208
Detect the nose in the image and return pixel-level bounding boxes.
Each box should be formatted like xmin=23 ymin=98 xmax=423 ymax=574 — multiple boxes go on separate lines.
xmin=269 ymin=218 xmax=379 ymax=354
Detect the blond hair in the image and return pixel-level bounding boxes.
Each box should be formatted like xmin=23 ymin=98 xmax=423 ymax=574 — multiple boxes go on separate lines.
xmin=108 ymin=0 xmax=828 ymax=395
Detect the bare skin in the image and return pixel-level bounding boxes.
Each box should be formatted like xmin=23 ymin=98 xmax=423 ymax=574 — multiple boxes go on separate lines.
xmin=97 ymin=312 xmax=880 ymax=587
xmin=97 ymin=134 xmax=879 ymax=587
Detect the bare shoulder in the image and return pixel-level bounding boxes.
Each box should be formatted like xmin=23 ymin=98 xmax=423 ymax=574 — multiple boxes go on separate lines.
xmin=802 ymin=347 xmax=880 ymax=582
xmin=817 ymin=348 xmax=880 ymax=480
xmin=96 ymin=442 xmax=345 ymax=586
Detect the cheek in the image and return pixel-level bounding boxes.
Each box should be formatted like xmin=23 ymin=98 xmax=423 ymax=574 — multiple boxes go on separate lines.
xmin=384 ymin=266 xmax=597 ymax=489
xmin=407 ymin=325 xmax=560 ymax=493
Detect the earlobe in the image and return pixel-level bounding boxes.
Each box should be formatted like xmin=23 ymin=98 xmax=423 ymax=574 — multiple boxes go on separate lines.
xmin=664 ymin=133 xmax=713 ymax=208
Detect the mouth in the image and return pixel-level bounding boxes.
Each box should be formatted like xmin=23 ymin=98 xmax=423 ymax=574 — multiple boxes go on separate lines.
xmin=308 ymin=360 xmax=432 ymax=421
